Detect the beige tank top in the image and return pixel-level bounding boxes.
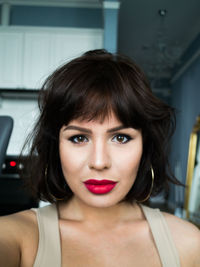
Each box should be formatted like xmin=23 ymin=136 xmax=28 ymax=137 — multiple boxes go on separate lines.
xmin=32 ymin=204 xmax=181 ymax=267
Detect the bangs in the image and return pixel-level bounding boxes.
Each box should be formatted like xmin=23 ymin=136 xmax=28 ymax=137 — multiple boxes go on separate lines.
xmin=56 ymin=60 xmax=145 ymax=129
xmin=68 ymin=84 xmax=115 ymax=123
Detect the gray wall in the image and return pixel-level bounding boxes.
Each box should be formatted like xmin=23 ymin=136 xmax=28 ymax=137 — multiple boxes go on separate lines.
xmin=7 ymin=5 xmax=103 ymax=28
xmin=169 ymin=56 xmax=200 ymax=207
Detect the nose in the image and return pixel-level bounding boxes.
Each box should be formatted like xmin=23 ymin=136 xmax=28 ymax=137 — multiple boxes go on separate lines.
xmin=88 ymin=139 xmax=111 ymax=170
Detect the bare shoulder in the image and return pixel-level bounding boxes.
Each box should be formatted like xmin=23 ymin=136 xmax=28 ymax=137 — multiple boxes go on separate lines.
xmin=0 ymin=208 xmax=37 ymax=238
xmin=162 ymin=211 xmax=200 ymax=267
xmin=0 ymin=209 xmax=38 ymax=266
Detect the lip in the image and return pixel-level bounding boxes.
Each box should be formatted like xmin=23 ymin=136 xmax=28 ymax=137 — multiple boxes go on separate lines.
xmin=84 ymin=179 xmax=117 ymax=185
xmin=83 ymin=179 xmax=117 ymax=194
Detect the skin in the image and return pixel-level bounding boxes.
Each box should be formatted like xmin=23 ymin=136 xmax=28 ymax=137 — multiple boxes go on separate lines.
xmin=0 ymin=112 xmax=200 ymax=266
xmin=58 ymin=112 xmax=143 ymax=228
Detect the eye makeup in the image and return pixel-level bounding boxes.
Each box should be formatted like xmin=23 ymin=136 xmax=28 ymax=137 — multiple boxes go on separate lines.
xmin=67 ymin=133 xmax=133 ymax=145
xmin=111 ymin=133 xmax=133 ymax=144
xmin=68 ymin=135 xmax=89 ymax=144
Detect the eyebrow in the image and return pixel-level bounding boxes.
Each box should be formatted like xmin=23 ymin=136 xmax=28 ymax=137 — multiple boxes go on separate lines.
xmin=63 ymin=125 xmax=128 ymax=134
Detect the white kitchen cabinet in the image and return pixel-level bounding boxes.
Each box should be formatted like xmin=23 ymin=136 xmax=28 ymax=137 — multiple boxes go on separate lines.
xmin=0 ymin=27 xmax=103 ymax=89
xmin=51 ymin=30 xmax=104 ymax=69
xmin=0 ymin=31 xmax=23 ymax=88
xmin=22 ymin=32 xmax=53 ymax=89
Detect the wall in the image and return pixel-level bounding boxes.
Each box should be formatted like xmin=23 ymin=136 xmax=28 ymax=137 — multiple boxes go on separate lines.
xmin=10 ymin=5 xmax=103 ymax=28
xmin=169 ymin=55 xmax=200 ymax=208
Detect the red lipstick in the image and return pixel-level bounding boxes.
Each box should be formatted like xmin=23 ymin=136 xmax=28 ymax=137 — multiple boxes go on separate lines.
xmin=83 ymin=179 xmax=117 ymax=194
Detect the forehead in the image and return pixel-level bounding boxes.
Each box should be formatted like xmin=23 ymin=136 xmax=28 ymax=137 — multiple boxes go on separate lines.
xmin=67 ymin=112 xmax=122 ymax=128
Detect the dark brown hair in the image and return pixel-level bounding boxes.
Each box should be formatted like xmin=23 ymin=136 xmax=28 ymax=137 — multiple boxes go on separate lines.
xmin=23 ymin=49 xmax=181 ymax=204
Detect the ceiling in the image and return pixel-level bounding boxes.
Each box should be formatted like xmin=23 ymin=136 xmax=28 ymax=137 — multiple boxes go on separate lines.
xmin=2 ymin=0 xmax=200 ymax=85
xmin=118 ymin=0 xmax=200 ymax=85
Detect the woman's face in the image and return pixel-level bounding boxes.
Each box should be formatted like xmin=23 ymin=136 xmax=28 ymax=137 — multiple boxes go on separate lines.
xmin=59 ymin=112 xmax=143 ymax=208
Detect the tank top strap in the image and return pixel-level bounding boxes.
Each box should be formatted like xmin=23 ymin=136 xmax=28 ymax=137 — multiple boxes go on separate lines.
xmin=32 ymin=204 xmax=61 ymax=267
xmin=139 ymin=204 xmax=180 ymax=267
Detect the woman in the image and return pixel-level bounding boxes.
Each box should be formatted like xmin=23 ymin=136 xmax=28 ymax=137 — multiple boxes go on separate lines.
xmin=0 ymin=49 xmax=200 ymax=267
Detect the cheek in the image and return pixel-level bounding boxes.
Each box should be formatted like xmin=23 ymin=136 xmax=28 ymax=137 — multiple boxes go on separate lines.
xmin=59 ymin=143 xmax=85 ymax=177
xmin=114 ymin=144 xmax=143 ymax=177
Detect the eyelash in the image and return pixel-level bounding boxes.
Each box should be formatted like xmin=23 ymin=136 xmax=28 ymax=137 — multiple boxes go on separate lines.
xmin=68 ymin=134 xmax=132 ymax=144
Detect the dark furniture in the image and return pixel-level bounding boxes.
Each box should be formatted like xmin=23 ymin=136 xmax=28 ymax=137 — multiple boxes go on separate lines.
xmin=0 ymin=116 xmax=38 ymax=215
xmin=0 ymin=116 xmax=13 ymax=175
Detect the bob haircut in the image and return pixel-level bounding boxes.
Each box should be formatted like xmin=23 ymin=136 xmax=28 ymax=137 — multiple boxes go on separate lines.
xmin=24 ymin=49 xmax=181 ymax=204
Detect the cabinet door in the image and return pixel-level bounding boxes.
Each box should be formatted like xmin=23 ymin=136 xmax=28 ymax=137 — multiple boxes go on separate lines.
xmin=51 ymin=30 xmax=103 ymax=70
xmin=23 ymin=29 xmax=103 ymax=89
xmin=0 ymin=28 xmax=103 ymax=89
xmin=22 ymin=32 xmax=53 ymax=89
xmin=0 ymin=32 xmax=23 ymax=88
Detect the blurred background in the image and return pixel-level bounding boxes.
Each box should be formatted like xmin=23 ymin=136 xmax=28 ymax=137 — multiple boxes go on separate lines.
xmin=0 ymin=0 xmax=200 ymax=223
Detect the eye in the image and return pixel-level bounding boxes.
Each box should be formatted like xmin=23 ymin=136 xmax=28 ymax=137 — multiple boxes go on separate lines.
xmin=68 ymin=135 xmax=88 ymax=144
xmin=112 ymin=134 xmax=132 ymax=144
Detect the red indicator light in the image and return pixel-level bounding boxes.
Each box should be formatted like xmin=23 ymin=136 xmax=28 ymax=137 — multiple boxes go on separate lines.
xmin=10 ymin=161 xmax=17 ymax=167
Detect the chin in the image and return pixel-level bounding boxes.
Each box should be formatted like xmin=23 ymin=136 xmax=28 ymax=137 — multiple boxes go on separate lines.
xmin=81 ymin=194 xmax=124 ymax=208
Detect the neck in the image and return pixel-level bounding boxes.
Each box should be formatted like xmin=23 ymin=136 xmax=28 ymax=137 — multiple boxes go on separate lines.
xmin=58 ymin=196 xmax=139 ymax=230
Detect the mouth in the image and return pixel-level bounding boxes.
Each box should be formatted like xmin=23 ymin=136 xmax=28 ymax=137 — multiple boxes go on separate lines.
xmin=84 ymin=179 xmax=117 ymax=185
xmin=83 ymin=179 xmax=117 ymax=194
